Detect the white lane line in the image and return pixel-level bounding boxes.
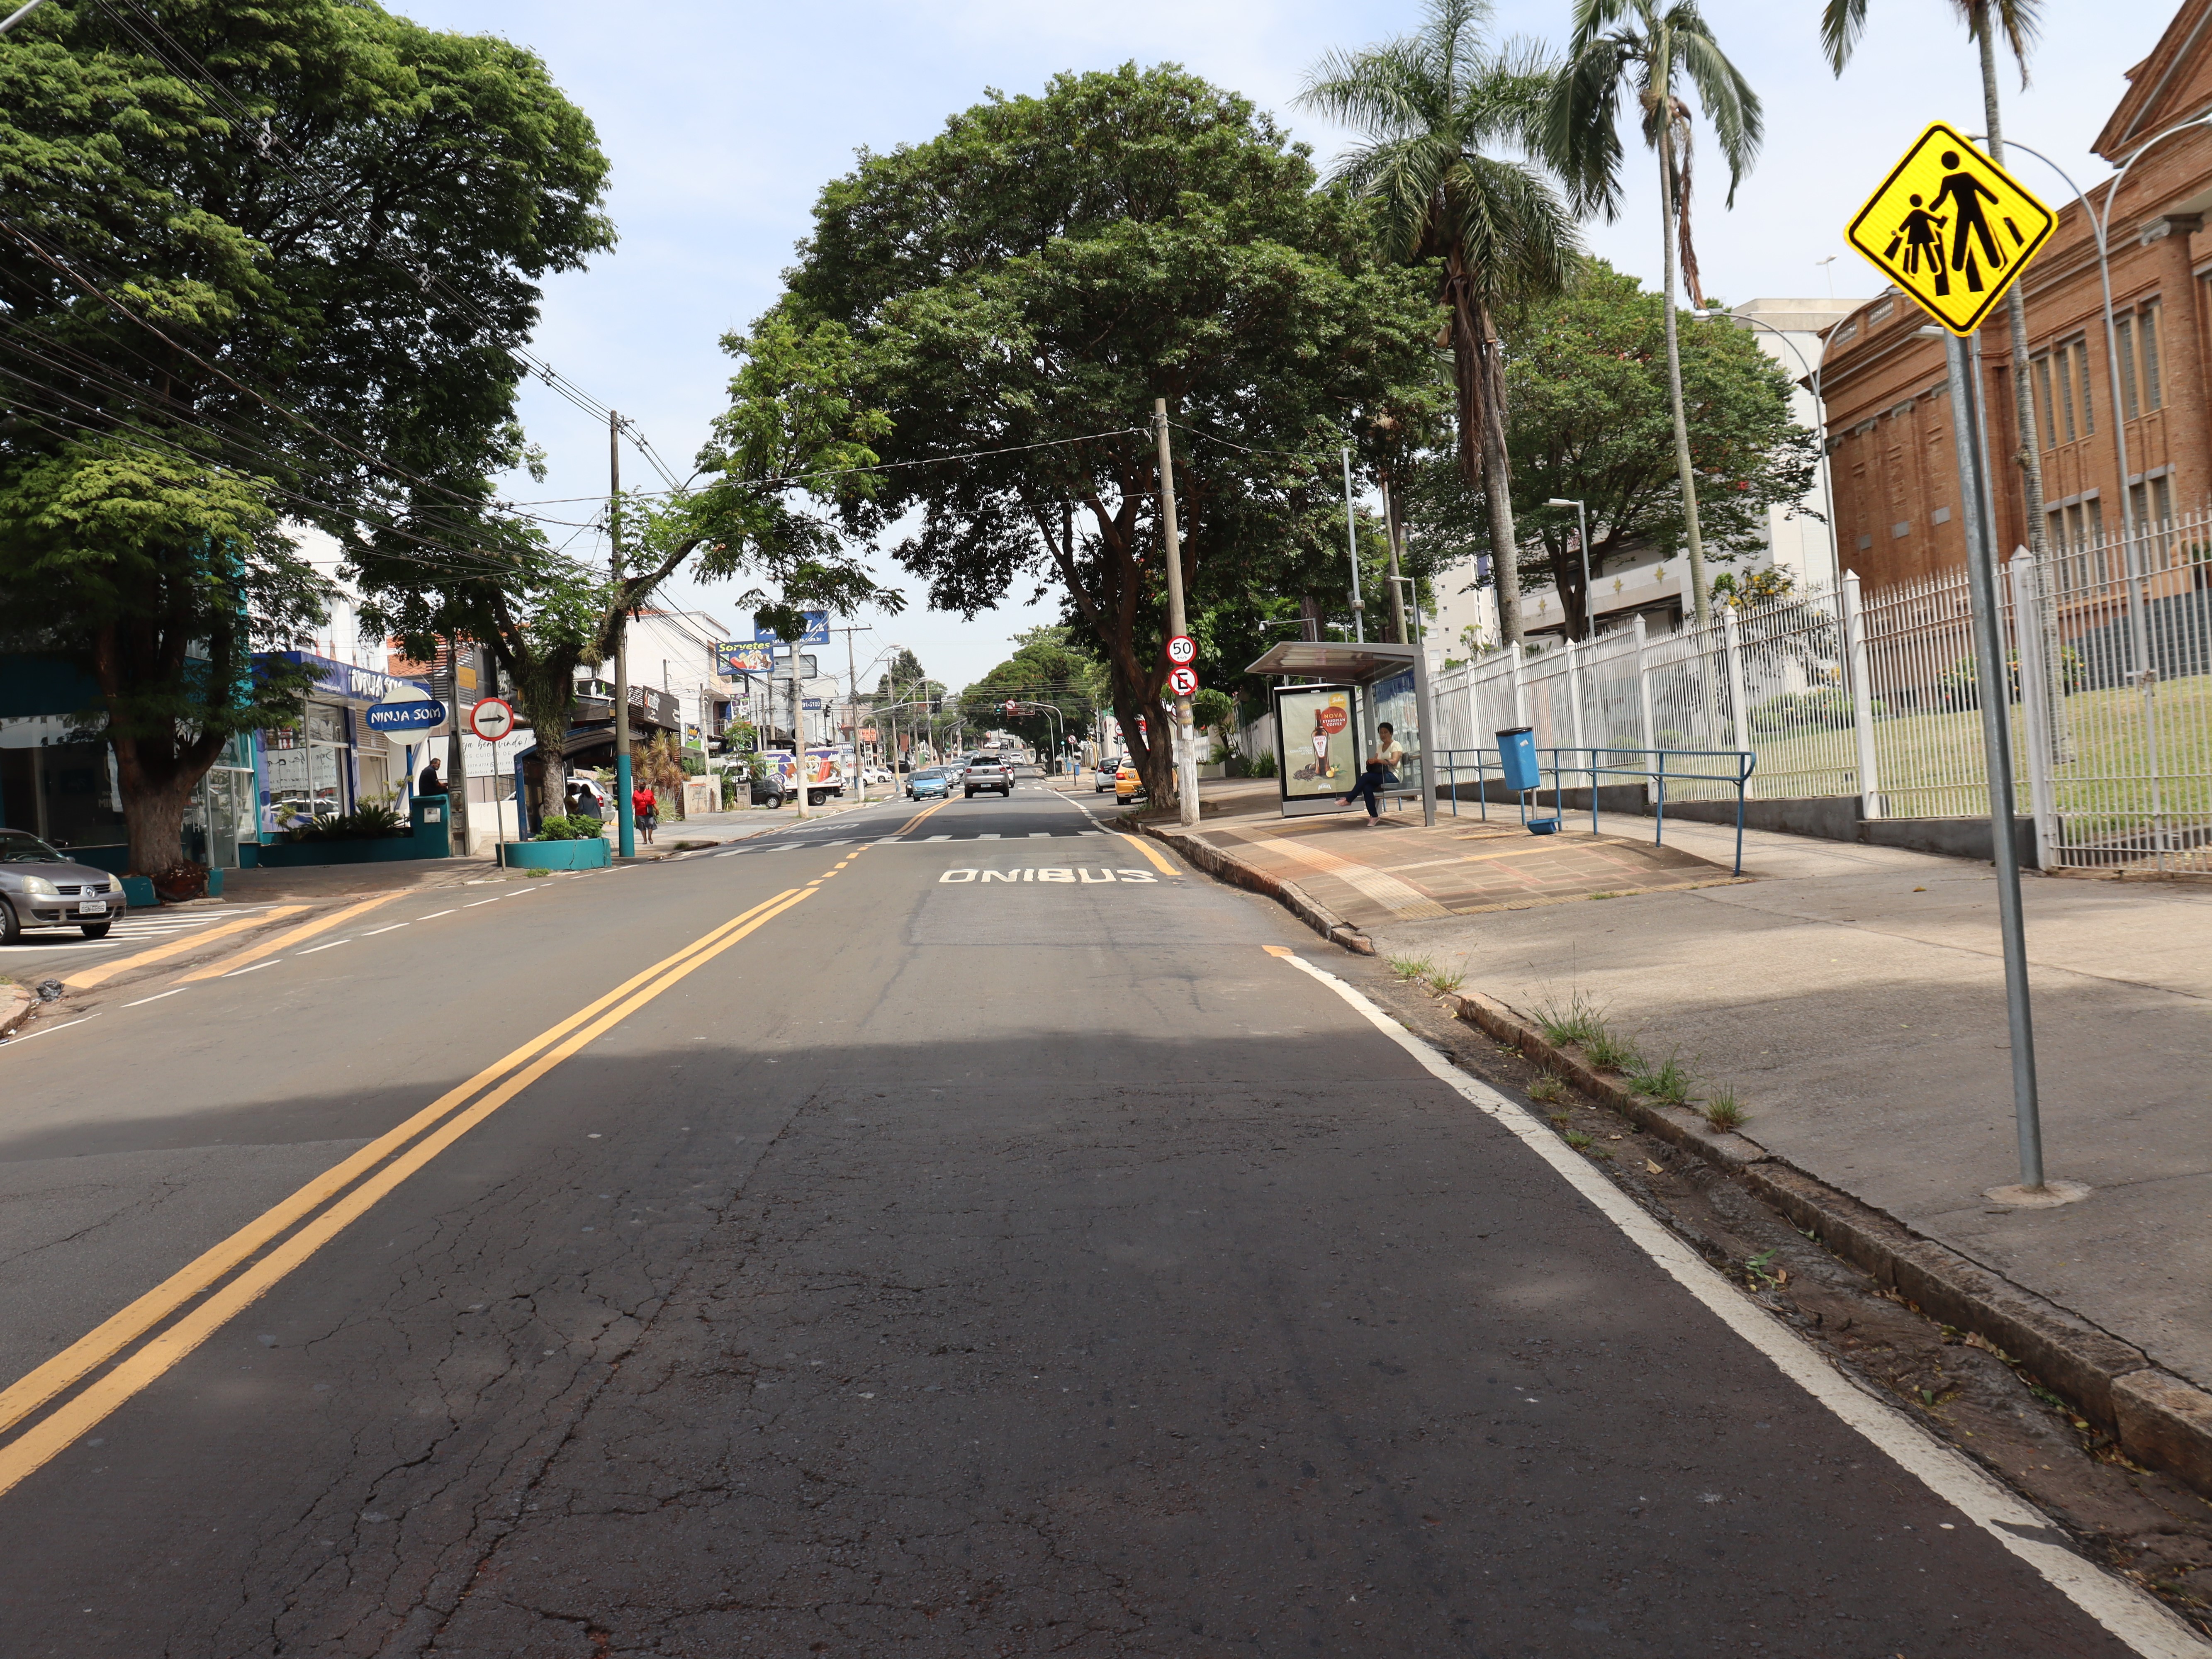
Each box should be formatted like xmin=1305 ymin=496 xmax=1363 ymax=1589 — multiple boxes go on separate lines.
xmin=1272 ymin=951 xmax=2212 ymax=1659
xmin=0 ymin=1013 xmax=100 ymax=1050
xmin=297 ymin=939 xmax=350 ymax=955
xmin=927 ymin=834 xmax=951 ymax=842
xmin=122 ymin=987 xmax=189 ymax=1008
xmin=419 ymin=910 xmax=456 ymax=919
xmin=362 ymin=924 xmax=409 ymax=936
xmin=222 ymin=959 xmax=282 ymax=978
xmin=464 ymin=898 xmax=502 ymax=907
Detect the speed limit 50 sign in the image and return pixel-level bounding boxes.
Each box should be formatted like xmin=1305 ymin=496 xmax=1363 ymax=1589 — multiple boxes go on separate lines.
xmin=1165 ymin=634 xmax=1197 ymax=666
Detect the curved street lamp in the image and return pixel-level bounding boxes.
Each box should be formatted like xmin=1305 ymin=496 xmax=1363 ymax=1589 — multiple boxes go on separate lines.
xmin=1689 ymin=309 xmax=1841 ymax=592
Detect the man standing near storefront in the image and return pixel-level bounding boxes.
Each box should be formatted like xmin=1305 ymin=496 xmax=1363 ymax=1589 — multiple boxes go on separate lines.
xmin=417 ymin=757 xmax=447 ymax=797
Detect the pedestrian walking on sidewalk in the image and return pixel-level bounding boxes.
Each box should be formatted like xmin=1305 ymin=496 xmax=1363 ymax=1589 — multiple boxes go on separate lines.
xmin=632 ymin=784 xmax=658 ymax=846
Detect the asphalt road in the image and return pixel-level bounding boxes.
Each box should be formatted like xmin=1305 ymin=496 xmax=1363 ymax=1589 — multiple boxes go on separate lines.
xmin=0 ymin=777 xmax=2163 ymax=1655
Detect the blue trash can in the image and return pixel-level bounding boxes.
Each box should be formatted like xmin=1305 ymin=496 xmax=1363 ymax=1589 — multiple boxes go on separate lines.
xmin=1496 ymin=726 xmax=1539 ymax=793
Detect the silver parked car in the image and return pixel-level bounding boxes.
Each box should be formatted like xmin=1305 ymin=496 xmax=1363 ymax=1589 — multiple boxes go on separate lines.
xmin=0 ymin=829 xmax=128 ymax=943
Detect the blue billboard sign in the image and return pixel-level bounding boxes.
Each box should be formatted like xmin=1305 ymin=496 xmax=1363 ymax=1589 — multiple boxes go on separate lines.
xmin=363 ymin=691 xmax=445 ymax=738
xmin=753 ymin=611 xmax=830 ymax=646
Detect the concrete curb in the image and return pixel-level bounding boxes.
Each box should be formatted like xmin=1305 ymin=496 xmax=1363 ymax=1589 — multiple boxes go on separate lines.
xmin=1144 ymin=823 xmax=1375 ymax=955
xmin=0 ymin=981 xmax=32 ymax=1041
xmin=1445 ymin=983 xmax=2212 ymax=1501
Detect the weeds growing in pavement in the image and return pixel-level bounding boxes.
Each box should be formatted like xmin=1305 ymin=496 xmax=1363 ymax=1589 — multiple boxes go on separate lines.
xmin=1627 ymin=1051 xmax=1694 ymax=1106
xmin=1532 ymin=989 xmax=1606 ymax=1049
xmin=1562 ymin=1129 xmax=1595 ymax=1151
xmin=1426 ymin=961 xmax=1466 ymax=995
xmin=1703 ymin=1089 xmax=1747 ymax=1132
xmin=1529 ymin=1074 xmax=1567 ymax=1104
xmin=1584 ymin=1028 xmax=1640 ymax=1072
xmin=1389 ymin=954 xmax=1436 ymax=983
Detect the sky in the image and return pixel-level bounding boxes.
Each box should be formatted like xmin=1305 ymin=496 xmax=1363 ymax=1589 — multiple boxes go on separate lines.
xmin=404 ymin=0 xmax=2161 ymax=692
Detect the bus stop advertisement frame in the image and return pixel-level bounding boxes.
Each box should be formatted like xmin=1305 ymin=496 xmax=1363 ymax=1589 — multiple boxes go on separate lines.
xmin=1245 ymin=639 xmax=1439 ymax=827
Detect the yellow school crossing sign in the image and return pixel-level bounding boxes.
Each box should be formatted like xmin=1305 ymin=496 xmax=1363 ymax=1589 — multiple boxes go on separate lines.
xmin=1846 ymin=121 xmax=2056 ymax=336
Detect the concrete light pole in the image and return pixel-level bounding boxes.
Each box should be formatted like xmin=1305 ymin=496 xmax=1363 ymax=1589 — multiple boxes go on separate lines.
xmin=611 ymin=412 xmax=635 ymax=859
xmin=1154 ymin=398 xmax=1199 ymax=827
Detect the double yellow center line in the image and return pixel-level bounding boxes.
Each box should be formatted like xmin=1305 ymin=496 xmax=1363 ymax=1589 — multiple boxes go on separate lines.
xmin=0 ymin=884 xmax=815 ymax=1501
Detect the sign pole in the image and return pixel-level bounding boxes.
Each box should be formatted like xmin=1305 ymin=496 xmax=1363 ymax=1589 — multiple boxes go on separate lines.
xmin=1942 ymin=328 xmax=2047 ymax=1195
xmin=611 ymin=412 xmax=635 ymax=860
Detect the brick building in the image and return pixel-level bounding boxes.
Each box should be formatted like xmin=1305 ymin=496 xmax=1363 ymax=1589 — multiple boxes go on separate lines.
xmin=1822 ymin=0 xmax=2212 ymax=584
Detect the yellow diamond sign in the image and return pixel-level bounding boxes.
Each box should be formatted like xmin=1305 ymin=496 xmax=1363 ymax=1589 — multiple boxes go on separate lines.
xmin=1846 ymin=121 xmax=2056 ymax=336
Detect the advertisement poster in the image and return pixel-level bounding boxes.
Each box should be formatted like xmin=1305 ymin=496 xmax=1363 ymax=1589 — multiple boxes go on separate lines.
xmin=1275 ymin=686 xmax=1357 ymax=801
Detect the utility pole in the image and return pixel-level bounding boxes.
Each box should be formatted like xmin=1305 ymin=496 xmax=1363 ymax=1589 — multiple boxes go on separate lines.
xmin=443 ymin=636 xmax=470 ymax=851
xmin=611 ymin=412 xmax=635 ymax=859
xmin=1154 ymin=397 xmax=1199 ymax=828
xmin=788 ymin=632 xmax=810 ymax=820
xmin=833 ymin=624 xmax=872 ymax=803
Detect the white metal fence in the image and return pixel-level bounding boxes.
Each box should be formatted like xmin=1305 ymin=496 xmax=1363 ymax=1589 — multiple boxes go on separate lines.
xmin=1432 ymin=506 xmax=2212 ymax=872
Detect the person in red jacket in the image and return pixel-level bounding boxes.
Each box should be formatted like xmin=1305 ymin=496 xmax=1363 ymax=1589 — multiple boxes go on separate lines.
xmin=631 ymin=783 xmax=657 ymax=846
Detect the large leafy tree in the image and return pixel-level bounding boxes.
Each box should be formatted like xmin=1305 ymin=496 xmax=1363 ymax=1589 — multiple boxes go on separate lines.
xmin=0 ymin=440 xmax=327 ymax=880
xmin=1545 ymin=0 xmax=1762 ymax=626
xmin=1297 ymin=0 xmax=1577 ymax=649
xmin=779 ymin=63 xmax=1438 ymax=807
xmin=360 ymin=316 xmax=900 ymax=824
xmin=957 ymin=625 xmax=1107 ymax=758
xmin=0 ymin=0 xmax=613 ymax=879
xmin=1404 ymin=261 xmax=1818 ymax=638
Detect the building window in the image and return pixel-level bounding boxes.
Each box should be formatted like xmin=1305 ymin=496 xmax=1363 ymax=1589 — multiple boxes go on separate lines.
xmin=2138 ymin=302 xmax=2163 ymax=412
xmin=2116 ymin=317 xmax=2138 ymax=419
xmin=2071 ymin=337 xmax=2095 ymax=436
xmin=2031 ymin=354 xmax=2054 ymax=448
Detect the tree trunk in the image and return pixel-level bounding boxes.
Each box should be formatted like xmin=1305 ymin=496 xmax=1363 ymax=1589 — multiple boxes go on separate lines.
xmin=1659 ymin=133 xmax=1711 ymax=625
xmin=1976 ymin=4 xmax=2072 ymax=761
xmin=1456 ymin=277 xmax=1525 ymax=648
xmin=117 ymin=766 xmax=198 ymax=893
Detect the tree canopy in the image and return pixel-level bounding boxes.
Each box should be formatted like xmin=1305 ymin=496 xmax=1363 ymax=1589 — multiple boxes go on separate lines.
xmin=1405 ymin=261 xmax=1818 ymax=638
xmin=776 ymin=63 xmax=1441 ymax=804
xmin=0 ymin=0 xmax=613 ymax=876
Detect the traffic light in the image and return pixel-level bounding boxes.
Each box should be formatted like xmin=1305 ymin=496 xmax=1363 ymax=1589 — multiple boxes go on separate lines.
xmin=930 ymin=695 xmax=943 ymax=714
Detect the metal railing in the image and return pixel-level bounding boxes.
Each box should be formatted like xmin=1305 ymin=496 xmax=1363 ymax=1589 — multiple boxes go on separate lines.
xmin=1433 ymin=511 xmax=2212 ymax=873
xmin=1433 ymin=745 xmax=1757 ymax=876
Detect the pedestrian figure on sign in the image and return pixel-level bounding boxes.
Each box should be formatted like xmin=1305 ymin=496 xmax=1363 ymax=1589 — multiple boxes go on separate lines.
xmin=1886 ymin=195 xmax=1949 ymax=291
xmin=1932 ymin=151 xmax=2005 ymax=292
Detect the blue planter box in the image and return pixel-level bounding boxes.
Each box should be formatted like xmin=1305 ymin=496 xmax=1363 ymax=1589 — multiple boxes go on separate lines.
xmin=498 ymin=837 xmax=611 ymax=870
xmin=119 ymin=875 xmax=156 ymax=908
xmin=252 ymin=797 xmax=453 ymax=866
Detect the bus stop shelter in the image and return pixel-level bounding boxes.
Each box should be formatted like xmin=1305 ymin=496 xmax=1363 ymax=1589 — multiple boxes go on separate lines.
xmin=1243 ymin=639 xmax=1439 ymax=827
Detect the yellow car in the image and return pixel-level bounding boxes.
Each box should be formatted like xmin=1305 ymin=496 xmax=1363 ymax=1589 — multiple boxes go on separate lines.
xmin=1114 ymin=759 xmax=1147 ymax=801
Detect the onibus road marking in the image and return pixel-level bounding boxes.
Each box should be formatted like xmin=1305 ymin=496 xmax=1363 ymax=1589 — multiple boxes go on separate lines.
xmin=1267 ymin=946 xmax=2211 ymax=1659
xmin=938 ymin=868 xmax=1158 ymax=884
xmin=0 ymin=886 xmax=817 ymax=1502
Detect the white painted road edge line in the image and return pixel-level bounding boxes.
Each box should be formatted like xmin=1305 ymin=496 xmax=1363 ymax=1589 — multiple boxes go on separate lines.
xmin=297 ymin=939 xmax=349 ymax=955
xmin=0 ymin=1013 xmax=100 ymax=1050
xmin=122 ymin=987 xmax=190 ymax=1008
xmin=221 ymin=959 xmax=282 ymax=979
xmin=362 ymin=924 xmax=409 ymax=936
xmin=419 ymin=910 xmax=455 ymax=919
xmin=1273 ymin=951 xmax=2212 ymax=1659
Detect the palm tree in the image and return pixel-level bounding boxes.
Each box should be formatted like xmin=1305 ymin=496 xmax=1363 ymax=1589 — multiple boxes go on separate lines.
xmin=1299 ymin=0 xmax=1577 ymax=650
xmin=1824 ymin=0 xmax=2053 ymax=583
xmin=1546 ymin=0 xmax=1761 ymax=627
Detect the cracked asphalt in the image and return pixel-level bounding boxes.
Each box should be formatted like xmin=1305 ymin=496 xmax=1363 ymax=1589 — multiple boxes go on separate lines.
xmin=0 ymin=781 xmax=2147 ymax=1654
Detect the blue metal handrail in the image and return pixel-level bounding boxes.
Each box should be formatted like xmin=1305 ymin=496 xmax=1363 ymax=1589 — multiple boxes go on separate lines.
xmin=1431 ymin=745 xmax=1758 ymax=876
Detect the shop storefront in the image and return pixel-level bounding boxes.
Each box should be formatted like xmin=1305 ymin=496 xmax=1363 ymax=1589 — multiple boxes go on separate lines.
xmin=250 ymin=651 xmax=421 ymax=839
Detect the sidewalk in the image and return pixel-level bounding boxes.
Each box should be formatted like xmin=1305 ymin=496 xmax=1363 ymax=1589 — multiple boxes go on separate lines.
xmin=1155 ymin=783 xmax=2212 ymax=1403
